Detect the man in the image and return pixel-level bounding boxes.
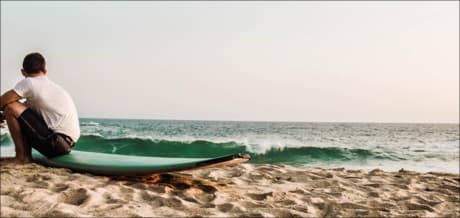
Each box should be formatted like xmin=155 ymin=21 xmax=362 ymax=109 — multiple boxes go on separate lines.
xmin=0 ymin=52 xmax=80 ymax=163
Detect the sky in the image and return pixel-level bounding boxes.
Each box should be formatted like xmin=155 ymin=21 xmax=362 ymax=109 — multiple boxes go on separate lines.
xmin=1 ymin=1 xmax=459 ymax=123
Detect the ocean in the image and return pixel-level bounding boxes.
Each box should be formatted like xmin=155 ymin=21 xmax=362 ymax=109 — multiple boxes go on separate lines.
xmin=1 ymin=118 xmax=459 ymax=173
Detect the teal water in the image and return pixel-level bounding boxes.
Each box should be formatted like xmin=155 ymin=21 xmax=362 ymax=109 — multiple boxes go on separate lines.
xmin=1 ymin=119 xmax=459 ymax=173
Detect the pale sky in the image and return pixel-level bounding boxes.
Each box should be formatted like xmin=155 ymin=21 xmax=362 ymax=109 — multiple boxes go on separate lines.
xmin=1 ymin=1 xmax=459 ymax=123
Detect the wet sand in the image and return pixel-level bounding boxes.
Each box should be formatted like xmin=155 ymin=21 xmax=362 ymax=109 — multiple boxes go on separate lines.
xmin=1 ymin=162 xmax=459 ymax=217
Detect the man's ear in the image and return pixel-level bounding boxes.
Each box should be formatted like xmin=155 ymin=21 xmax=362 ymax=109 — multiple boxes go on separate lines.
xmin=43 ymin=69 xmax=47 ymax=74
xmin=21 ymin=69 xmax=27 ymax=77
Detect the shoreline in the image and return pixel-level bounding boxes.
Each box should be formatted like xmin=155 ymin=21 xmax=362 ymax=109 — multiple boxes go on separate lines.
xmin=1 ymin=162 xmax=459 ymax=217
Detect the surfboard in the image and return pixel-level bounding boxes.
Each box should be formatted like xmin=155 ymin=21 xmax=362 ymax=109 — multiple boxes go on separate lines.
xmin=32 ymin=150 xmax=250 ymax=176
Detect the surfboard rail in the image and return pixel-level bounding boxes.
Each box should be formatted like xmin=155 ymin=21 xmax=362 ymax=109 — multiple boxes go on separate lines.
xmin=32 ymin=150 xmax=251 ymax=176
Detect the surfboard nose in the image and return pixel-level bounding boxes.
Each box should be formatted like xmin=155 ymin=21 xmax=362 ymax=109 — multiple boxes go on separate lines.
xmin=236 ymin=153 xmax=251 ymax=160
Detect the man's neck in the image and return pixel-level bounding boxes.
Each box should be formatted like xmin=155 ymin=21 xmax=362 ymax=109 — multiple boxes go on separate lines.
xmin=25 ymin=72 xmax=46 ymax=78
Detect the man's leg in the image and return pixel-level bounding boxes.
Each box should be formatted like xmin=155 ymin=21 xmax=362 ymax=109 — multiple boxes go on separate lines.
xmin=3 ymin=101 xmax=31 ymax=163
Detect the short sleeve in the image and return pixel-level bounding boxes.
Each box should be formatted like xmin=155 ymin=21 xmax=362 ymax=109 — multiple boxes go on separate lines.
xmin=13 ymin=78 xmax=32 ymax=98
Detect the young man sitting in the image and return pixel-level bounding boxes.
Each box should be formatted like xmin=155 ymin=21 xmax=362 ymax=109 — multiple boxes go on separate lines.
xmin=0 ymin=52 xmax=80 ymax=163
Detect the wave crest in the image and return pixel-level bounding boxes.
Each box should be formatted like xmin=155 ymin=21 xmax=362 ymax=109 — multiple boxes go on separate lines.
xmin=75 ymin=135 xmax=403 ymax=165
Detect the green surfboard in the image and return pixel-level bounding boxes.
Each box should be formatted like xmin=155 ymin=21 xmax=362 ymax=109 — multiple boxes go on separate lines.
xmin=32 ymin=150 xmax=250 ymax=176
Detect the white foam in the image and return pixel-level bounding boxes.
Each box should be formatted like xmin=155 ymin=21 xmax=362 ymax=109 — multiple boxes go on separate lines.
xmin=81 ymin=121 xmax=100 ymax=126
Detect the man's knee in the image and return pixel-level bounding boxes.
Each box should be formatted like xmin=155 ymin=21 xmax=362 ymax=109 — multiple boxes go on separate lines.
xmin=3 ymin=102 xmax=27 ymax=118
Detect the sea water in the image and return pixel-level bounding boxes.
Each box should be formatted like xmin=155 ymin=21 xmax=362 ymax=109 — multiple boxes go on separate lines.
xmin=1 ymin=119 xmax=459 ymax=173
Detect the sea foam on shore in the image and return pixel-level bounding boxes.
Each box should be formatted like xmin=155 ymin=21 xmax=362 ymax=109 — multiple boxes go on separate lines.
xmin=1 ymin=162 xmax=459 ymax=217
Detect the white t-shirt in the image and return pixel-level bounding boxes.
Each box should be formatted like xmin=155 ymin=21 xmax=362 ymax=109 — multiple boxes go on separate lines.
xmin=13 ymin=75 xmax=80 ymax=142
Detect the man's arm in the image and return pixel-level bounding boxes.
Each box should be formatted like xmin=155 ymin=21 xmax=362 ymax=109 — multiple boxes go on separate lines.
xmin=0 ymin=90 xmax=22 ymax=110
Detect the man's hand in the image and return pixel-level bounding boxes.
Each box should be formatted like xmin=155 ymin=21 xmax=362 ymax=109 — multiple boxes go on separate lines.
xmin=0 ymin=90 xmax=21 ymax=110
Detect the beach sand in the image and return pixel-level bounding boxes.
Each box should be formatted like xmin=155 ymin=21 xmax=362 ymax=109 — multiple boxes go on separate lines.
xmin=1 ymin=161 xmax=459 ymax=217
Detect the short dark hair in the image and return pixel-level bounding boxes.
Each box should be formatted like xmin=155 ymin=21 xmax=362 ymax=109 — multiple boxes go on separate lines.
xmin=22 ymin=52 xmax=46 ymax=74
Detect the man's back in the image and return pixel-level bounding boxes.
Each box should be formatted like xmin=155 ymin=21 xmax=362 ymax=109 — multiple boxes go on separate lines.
xmin=14 ymin=75 xmax=80 ymax=142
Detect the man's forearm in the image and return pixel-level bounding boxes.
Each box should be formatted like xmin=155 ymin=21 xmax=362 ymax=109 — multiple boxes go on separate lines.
xmin=0 ymin=90 xmax=22 ymax=110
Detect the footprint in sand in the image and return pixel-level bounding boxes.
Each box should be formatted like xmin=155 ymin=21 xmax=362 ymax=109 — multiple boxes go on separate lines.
xmin=140 ymin=190 xmax=159 ymax=202
xmin=368 ymin=191 xmax=379 ymax=197
xmin=58 ymin=188 xmax=89 ymax=206
xmin=364 ymin=183 xmax=381 ymax=188
xmin=103 ymin=193 xmax=126 ymax=204
xmin=405 ymin=202 xmax=435 ymax=212
xmin=201 ymin=203 xmax=216 ymax=208
xmin=193 ymin=181 xmax=217 ymax=193
xmin=247 ymin=192 xmax=273 ymax=201
xmin=241 ymin=212 xmax=264 ymax=218
xmin=277 ymin=199 xmax=296 ymax=206
xmin=195 ymin=193 xmax=216 ymax=203
xmin=129 ymin=182 xmax=148 ymax=190
xmin=340 ymin=202 xmax=368 ymax=210
xmin=119 ymin=186 xmax=135 ymax=194
xmin=42 ymin=209 xmax=76 ymax=217
xmin=30 ymin=181 xmax=49 ymax=189
xmin=24 ymin=174 xmax=51 ymax=189
xmin=51 ymin=184 xmax=69 ymax=192
xmin=145 ymin=195 xmax=185 ymax=209
xmin=182 ymin=196 xmax=199 ymax=204
xmin=217 ymin=203 xmax=234 ymax=212
xmin=162 ymin=197 xmax=185 ymax=209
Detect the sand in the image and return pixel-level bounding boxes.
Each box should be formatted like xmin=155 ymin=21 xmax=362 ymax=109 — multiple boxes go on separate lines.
xmin=1 ymin=161 xmax=459 ymax=217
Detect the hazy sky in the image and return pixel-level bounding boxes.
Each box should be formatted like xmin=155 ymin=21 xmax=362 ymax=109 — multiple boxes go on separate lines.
xmin=1 ymin=1 xmax=459 ymax=123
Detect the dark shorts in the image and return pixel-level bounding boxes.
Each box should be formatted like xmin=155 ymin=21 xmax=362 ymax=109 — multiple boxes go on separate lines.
xmin=18 ymin=108 xmax=74 ymax=158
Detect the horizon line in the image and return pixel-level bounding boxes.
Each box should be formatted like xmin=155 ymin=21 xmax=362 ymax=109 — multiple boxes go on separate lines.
xmin=79 ymin=116 xmax=460 ymax=125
